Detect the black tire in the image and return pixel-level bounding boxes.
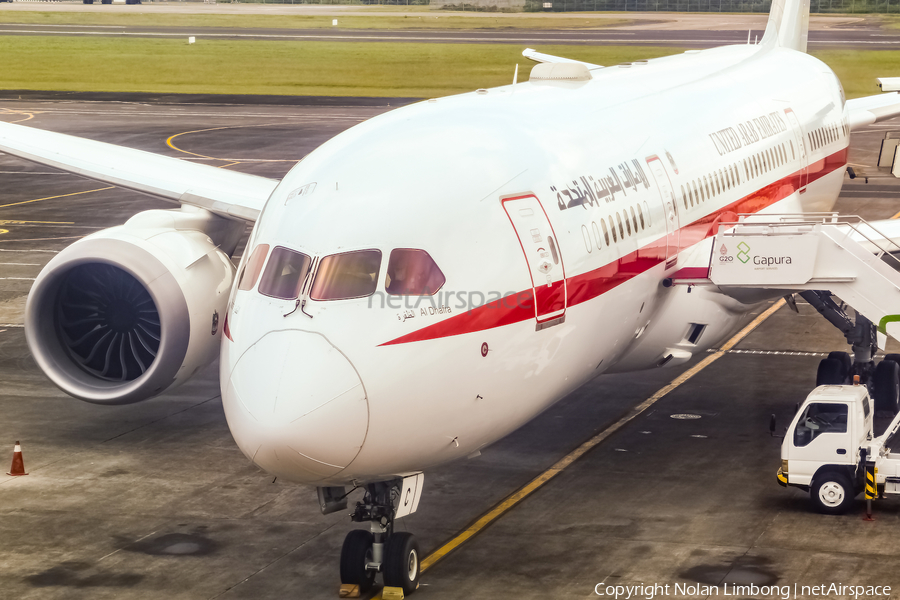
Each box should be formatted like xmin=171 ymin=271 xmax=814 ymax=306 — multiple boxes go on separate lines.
xmin=810 ymin=471 xmax=855 ymax=515
xmin=827 ymin=351 xmax=851 ymax=383
xmin=883 ymin=353 xmax=900 ymax=366
xmin=874 ymin=359 xmax=900 ymax=414
xmin=816 ymin=358 xmax=844 ymax=386
xmin=339 ymin=530 xmax=375 ymax=593
xmin=383 ymin=532 xmax=420 ymax=595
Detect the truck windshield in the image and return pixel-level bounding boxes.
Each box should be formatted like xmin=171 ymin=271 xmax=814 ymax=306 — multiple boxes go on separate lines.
xmin=793 ymin=402 xmax=848 ymax=447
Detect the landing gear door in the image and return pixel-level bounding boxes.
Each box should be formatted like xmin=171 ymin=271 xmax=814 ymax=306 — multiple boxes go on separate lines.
xmin=502 ymin=194 xmax=566 ymax=325
xmin=784 ymin=108 xmax=809 ymax=192
xmin=645 ymin=155 xmax=680 ymax=270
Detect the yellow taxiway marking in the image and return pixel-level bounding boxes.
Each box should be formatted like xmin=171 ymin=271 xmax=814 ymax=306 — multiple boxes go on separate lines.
xmin=0 ymin=187 xmax=114 ymax=210
xmin=0 ymin=219 xmax=75 ymax=225
xmin=166 ymin=125 xmax=300 ymax=163
xmin=890 ymin=208 xmax=900 ymax=220
xmin=419 ymin=297 xmax=786 ymax=574
xmin=0 ymin=107 xmax=39 ymax=124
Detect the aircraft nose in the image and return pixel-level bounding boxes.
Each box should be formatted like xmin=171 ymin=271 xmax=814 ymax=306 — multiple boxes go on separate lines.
xmin=222 ymin=330 xmax=368 ymax=483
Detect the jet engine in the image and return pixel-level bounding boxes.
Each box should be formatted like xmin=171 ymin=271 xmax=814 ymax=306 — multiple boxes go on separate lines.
xmin=25 ymin=206 xmax=245 ymax=405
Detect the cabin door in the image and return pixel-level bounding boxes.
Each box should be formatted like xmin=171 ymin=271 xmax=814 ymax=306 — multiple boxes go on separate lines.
xmin=502 ymin=194 xmax=567 ymax=326
xmin=645 ymin=154 xmax=680 ymax=270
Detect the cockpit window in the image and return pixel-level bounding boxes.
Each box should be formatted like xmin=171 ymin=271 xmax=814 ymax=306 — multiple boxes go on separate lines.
xmin=385 ymin=249 xmax=445 ymax=296
xmin=258 ymin=246 xmax=312 ymax=300
xmin=238 ymin=244 xmax=269 ymax=291
xmin=310 ymin=250 xmax=381 ymax=301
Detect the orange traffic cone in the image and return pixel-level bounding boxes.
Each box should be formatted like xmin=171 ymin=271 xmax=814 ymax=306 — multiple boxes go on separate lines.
xmin=7 ymin=441 xmax=28 ymax=476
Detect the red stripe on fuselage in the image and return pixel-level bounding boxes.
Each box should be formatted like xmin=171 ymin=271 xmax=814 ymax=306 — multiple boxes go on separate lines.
xmin=379 ymin=148 xmax=848 ymax=347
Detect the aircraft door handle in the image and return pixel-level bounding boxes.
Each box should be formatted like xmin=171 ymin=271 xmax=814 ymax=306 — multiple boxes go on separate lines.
xmin=837 ymin=449 xmax=847 ymax=455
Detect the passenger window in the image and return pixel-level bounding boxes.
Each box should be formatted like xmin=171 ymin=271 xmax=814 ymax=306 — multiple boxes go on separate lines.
xmin=692 ymin=181 xmax=699 ymax=203
xmin=601 ymin=219 xmax=610 ymax=246
xmin=793 ymin=402 xmax=848 ymax=448
xmin=385 ymin=249 xmax=445 ymax=296
xmin=608 ymin=216 xmax=617 ymax=243
xmin=592 ymin=221 xmax=602 ymax=250
xmin=310 ymin=249 xmax=381 ymax=301
xmin=630 ymin=206 xmax=638 ymax=232
xmin=623 ymin=210 xmax=631 ymax=236
xmin=616 ymin=213 xmax=625 ymax=239
xmin=238 ymin=243 xmax=270 ymax=292
xmin=637 ymin=204 xmax=645 ymax=229
xmin=258 ymin=246 xmax=311 ymax=300
xmin=704 ymin=176 xmax=710 ymax=199
xmin=681 ymin=185 xmax=688 ymax=209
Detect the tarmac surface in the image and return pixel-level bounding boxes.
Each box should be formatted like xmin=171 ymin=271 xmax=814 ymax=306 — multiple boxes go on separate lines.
xmin=0 ymin=19 xmax=897 ymax=48
xmin=1 ymin=99 xmax=900 ymax=600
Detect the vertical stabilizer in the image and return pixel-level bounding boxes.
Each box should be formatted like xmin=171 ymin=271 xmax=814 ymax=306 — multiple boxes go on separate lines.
xmin=761 ymin=0 xmax=810 ymax=52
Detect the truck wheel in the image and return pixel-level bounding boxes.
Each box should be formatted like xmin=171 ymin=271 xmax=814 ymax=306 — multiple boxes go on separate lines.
xmin=874 ymin=360 xmax=900 ymax=414
xmin=827 ymin=351 xmax=851 ymax=383
xmin=816 ymin=358 xmax=844 ymax=386
xmin=811 ymin=472 xmax=854 ymax=515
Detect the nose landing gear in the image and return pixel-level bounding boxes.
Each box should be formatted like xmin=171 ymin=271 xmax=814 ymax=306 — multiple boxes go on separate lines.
xmin=338 ymin=480 xmax=421 ymax=596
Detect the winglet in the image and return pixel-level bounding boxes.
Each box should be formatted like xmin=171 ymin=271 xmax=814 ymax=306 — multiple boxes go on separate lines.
xmin=760 ymin=0 xmax=810 ymax=52
xmin=522 ymin=48 xmax=601 ymax=69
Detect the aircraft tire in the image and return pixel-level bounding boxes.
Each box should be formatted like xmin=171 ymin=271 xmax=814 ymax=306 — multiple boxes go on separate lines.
xmin=827 ymin=351 xmax=851 ymax=383
xmin=874 ymin=360 xmax=900 ymax=414
xmin=883 ymin=353 xmax=900 ymax=366
xmin=383 ymin=532 xmax=420 ymax=595
xmin=816 ymin=358 xmax=844 ymax=386
xmin=811 ymin=471 xmax=855 ymax=515
xmin=339 ymin=529 xmax=375 ymax=592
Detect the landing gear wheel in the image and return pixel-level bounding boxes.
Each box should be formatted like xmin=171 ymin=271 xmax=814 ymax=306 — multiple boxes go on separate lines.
xmin=883 ymin=353 xmax=900 ymax=366
xmin=811 ymin=471 xmax=855 ymax=515
xmin=383 ymin=532 xmax=420 ymax=595
xmin=874 ymin=359 xmax=900 ymax=414
xmin=827 ymin=351 xmax=851 ymax=383
xmin=340 ymin=529 xmax=375 ymax=593
xmin=816 ymin=358 xmax=844 ymax=386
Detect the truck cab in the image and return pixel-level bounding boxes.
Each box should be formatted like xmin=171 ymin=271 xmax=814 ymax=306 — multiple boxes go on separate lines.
xmin=778 ymin=384 xmax=873 ymax=514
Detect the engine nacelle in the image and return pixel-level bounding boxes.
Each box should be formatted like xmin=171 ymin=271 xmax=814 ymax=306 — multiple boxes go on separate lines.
xmin=25 ymin=206 xmax=244 ymax=404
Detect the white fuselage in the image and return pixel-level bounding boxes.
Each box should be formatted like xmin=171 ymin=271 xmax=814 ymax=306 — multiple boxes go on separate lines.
xmin=220 ymin=43 xmax=849 ymax=486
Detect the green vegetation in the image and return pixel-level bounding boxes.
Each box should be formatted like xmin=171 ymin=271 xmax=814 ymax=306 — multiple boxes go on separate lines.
xmin=0 ymin=37 xmax=677 ymax=97
xmin=0 ymin=36 xmax=893 ymax=98
xmin=0 ymin=11 xmax=631 ymax=30
xmin=813 ymin=49 xmax=900 ymax=98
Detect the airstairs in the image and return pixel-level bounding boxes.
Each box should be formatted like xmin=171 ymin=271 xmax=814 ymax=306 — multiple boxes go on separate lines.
xmin=673 ymin=213 xmax=900 ymax=345
xmin=672 ymin=214 xmax=900 ymax=400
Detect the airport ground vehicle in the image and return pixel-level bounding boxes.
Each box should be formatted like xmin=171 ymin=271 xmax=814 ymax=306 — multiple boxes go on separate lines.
xmin=776 ymin=380 xmax=900 ymax=514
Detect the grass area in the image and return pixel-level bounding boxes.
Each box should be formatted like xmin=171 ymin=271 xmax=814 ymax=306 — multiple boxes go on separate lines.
xmin=0 ymin=37 xmax=679 ymax=97
xmin=0 ymin=11 xmax=632 ymax=30
xmin=813 ymin=49 xmax=900 ymax=97
xmin=0 ymin=36 xmax=894 ymax=98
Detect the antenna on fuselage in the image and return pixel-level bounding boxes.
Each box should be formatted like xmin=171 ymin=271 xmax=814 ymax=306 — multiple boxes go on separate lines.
xmin=513 ymin=64 xmax=519 ymax=86
xmin=747 ymin=29 xmax=752 ymax=44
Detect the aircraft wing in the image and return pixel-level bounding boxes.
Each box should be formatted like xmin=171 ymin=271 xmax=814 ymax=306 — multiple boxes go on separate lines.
xmin=847 ymin=92 xmax=900 ymax=131
xmin=522 ymin=48 xmax=602 ymax=69
xmin=0 ymin=121 xmax=278 ymax=222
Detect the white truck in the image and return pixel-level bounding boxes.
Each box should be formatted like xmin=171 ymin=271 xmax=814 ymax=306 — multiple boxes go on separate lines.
xmin=776 ymin=382 xmax=900 ymax=514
